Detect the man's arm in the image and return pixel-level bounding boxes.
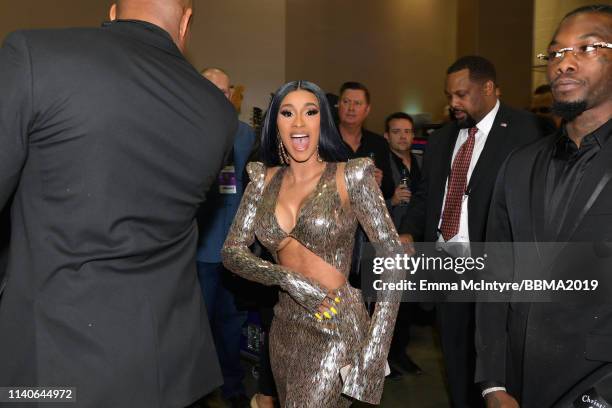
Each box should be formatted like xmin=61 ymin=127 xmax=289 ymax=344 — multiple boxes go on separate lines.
xmin=398 ymin=135 xmax=434 ymax=241
xmin=476 ymin=154 xmax=518 ymax=406
xmin=377 ymin=139 xmax=396 ymax=199
xmin=0 ymin=31 xmax=32 ymax=210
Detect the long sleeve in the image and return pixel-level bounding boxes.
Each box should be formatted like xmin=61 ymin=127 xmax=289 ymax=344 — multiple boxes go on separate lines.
xmin=398 ymin=141 xmax=431 ymax=240
xmin=221 ymin=162 xmax=328 ymax=312
xmin=378 ymin=143 xmax=396 ymax=200
xmin=0 ymin=31 xmax=32 ymax=210
xmin=474 ymin=155 xmax=513 ymax=385
xmin=341 ymin=158 xmax=405 ymax=404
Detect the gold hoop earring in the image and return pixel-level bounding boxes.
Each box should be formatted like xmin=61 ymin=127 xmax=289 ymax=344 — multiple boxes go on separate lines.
xmin=317 ymin=146 xmax=323 ymax=163
xmin=278 ymin=138 xmax=290 ymax=165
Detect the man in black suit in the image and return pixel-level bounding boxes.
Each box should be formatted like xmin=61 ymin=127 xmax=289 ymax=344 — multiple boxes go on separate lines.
xmin=399 ymin=56 xmax=541 ymax=407
xmin=0 ymin=1 xmax=237 ymax=407
xmin=476 ymin=5 xmax=612 ymax=407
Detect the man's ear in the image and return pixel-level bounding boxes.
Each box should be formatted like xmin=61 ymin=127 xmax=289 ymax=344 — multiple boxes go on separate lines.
xmin=384 ymin=132 xmax=390 ymax=141
xmin=178 ymin=7 xmax=193 ymax=46
xmin=483 ymin=80 xmax=496 ymax=96
xmin=109 ymin=3 xmax=117 ymax=21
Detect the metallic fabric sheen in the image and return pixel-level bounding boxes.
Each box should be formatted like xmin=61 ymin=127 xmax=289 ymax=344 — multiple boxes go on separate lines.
xmin=222 ymin=158 xmax=403 ymax=406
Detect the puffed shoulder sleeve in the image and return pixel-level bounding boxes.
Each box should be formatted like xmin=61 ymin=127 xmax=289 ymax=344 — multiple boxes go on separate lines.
xmin=342 ymin=158 xmax=405 ymax=404
xmin=222 ymin=162 xmax=328 ymax=312
xmin=245 ymin=161 xmax=266 ymax=191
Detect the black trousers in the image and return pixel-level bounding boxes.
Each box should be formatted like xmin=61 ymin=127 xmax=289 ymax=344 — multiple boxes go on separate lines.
xmin=436 ymin=302 xmax=483 ymax=408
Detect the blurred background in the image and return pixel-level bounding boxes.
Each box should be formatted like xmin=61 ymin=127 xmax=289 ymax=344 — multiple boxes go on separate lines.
xmin=0 ymin=0 xmax=598 ymax=132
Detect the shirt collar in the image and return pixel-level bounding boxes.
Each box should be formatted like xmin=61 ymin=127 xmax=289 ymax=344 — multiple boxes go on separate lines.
xmin=101 ymin=19 xmax=184 ymax=59
xmin=474 ymin=99 xmax=500 ymax=137
xmin=554 ymin=118 xmax=612 ymax=158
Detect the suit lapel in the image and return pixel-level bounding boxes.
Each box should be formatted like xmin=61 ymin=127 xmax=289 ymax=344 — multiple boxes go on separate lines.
xmin=556 ymin=135 xmax=612 ymax=242
xmin=437 ymin=125 xmax=460 ymax=195
xmin=442 ymin=124 xmax=460 ymax=178
xmin=467 ymin=106 xmax=509 ymax=193
xmin=529 ymin=139 xmax=554 ymax=245
xmin=430 ymin=125 xmax=460 ymax=224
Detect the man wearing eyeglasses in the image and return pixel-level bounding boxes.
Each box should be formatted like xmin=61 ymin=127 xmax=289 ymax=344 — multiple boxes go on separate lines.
xmin=476 ymin=4 xmax=612 ymax=407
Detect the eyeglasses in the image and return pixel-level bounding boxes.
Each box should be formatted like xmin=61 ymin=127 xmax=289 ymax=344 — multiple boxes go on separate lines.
xmin=537 ymin=42 xmax=612 ymax=64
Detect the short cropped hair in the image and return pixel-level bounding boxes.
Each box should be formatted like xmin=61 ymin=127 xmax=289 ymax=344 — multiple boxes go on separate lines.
xmin=339 ymin=82 xmax=371 ymax=104
xmin=384 ymin=112 xmax=414 ymax=133
xmin=447 ymin=56 xmax=497 ymax=85
xmin=563 ymin=4 xmax=612 ymax=20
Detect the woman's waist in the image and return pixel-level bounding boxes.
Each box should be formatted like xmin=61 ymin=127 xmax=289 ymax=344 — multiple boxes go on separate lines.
xmin=275 ymin=281 xmax=365 ymax=313
xmin=277 ymin=248 xmax=350 ymax=289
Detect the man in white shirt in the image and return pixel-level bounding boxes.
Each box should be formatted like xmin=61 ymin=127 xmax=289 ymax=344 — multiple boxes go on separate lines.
xmin=399 ymin=56 xmax=541 ymax=407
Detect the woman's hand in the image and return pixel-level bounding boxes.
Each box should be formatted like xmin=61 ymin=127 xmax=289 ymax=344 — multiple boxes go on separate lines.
xmin=314 ymin=292 xmax=341 ymax=320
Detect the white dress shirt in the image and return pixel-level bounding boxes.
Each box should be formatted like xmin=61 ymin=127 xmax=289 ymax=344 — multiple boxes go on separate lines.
xmin=437 ymin=100 xmax=500 ymax=253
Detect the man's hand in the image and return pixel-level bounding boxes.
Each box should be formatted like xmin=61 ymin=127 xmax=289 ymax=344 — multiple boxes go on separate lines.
xmin=399 ymin=234 xmax=414 ymax=244
xmin=390 ymin=185 xmax=412 ymax=206
xmin=373 ymin=167 xmax=383 ymax=187
xmin=399 ymin=234 xmax=415 ymax=255
xmin=485 ymin=391 xmax=519 ymax=408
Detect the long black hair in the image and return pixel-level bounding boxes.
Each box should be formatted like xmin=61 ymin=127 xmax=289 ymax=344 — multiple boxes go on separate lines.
xmin=260 ymin=80 xmax=349 ymax=167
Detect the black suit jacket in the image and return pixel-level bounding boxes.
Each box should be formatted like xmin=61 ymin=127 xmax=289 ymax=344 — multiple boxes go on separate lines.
xmin=0 ymin=205 xmax=9 ymax=294
xmin=399 ymin=103 xmax=541 ymax=243
xmin=475 ymin=121 xmax=612 ymax=407
xmin=0 ymin=20 xmax=237 ymax=407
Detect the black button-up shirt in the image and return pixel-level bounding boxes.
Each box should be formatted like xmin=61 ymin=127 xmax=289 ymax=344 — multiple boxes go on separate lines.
xmin=344 ymin=129 xmax=395 ymax=199
xmin=546 ymin=119 xmax=612 ymax=235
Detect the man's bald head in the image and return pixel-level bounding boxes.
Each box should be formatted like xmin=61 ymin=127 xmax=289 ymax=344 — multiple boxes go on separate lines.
xmin=202 ymin=68 xmax=231 ymax=99
xmin=110 ymin=0 xmax=193 ymax=53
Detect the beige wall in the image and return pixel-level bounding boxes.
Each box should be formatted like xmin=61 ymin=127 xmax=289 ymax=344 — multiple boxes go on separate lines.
xmin=0 ymin=0 xmax=286 ymax=124
xmin=189 ymin=0 xmax=286 ymax=123
xmin=532 ymin=0 xmax=598 ymax=90
xmin=0 ymin=1 xmax=110 ymax=35
xmin=457 ymin=0 xmax=534 ymax=110
xmin=3 ymin=1 xmax=557 ymax=129
xmin=285 ymin=0 xmax=458 ymax=132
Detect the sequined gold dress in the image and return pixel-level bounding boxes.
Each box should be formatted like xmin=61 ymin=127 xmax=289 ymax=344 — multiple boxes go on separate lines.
xmin=222 ymin=158 xmax=402 ymax=406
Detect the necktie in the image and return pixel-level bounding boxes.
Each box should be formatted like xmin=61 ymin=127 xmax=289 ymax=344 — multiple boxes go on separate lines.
xmin=440 ymin=127 xmax=477 ymax=241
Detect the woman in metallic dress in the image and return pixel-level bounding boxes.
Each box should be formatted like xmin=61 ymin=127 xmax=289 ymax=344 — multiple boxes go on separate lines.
xmin=222 ymin=80 xmax=403 ymax=407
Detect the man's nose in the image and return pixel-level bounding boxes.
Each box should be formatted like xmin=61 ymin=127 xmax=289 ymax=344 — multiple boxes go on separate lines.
xmin=555 ymin=51 xmax=578 ymax=76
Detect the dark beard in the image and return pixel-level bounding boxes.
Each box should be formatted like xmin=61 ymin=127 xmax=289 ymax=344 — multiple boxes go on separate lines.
xmin=551 ymin=100 xmax=587 ymax=122
xmin=451 ymin=110 xmax=477 ymax=129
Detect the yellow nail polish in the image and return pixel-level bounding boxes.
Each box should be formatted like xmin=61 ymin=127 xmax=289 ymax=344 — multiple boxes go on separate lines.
xmin=335 ymin=297 xmax=341 ymax=303
xmin=315 ymin=313 xmax=322 ymax=320
xmin=324 ymin=311 xmax=331 ymax=319
xmin=330 ymin=307 xmax=338 ymax=315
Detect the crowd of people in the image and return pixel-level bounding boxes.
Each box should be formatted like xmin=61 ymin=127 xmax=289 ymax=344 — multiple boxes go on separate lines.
xmin=0 ymin=1 xmax=610 ymax=407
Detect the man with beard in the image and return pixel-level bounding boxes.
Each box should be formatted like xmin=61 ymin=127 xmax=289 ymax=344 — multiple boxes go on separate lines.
xmin=476 ymin=5 xmax=612 ymax=407
xmin=399 ymin=56 xmax=541 ymax=407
